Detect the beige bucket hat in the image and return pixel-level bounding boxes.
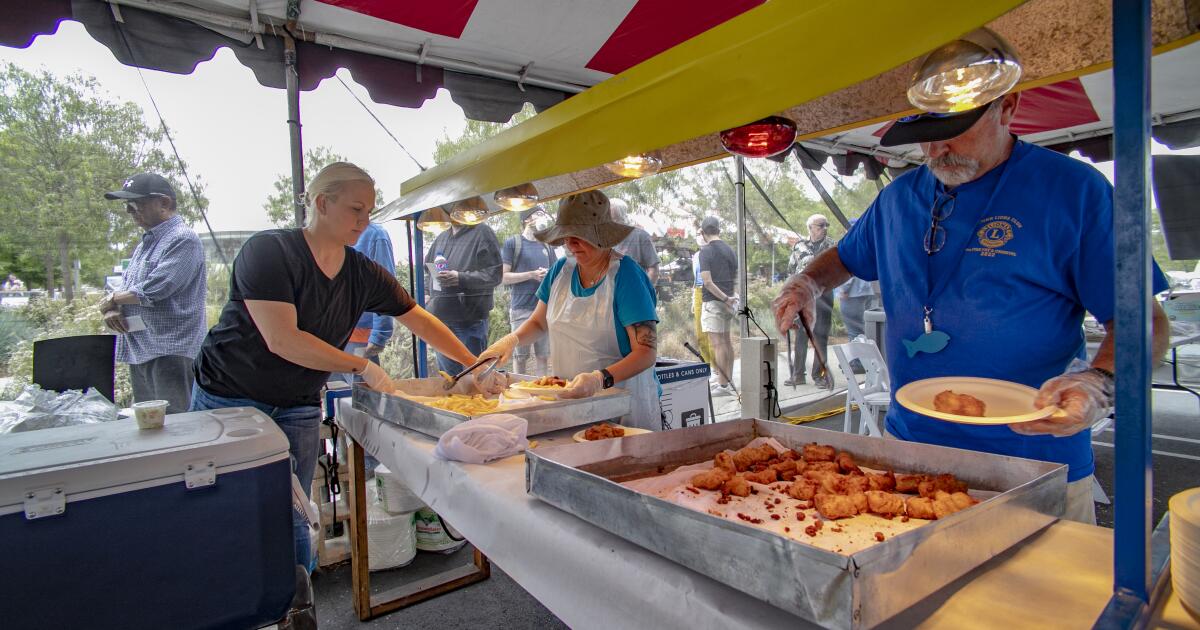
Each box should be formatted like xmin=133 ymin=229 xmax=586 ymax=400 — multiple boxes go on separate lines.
xmin=534 ymin=191 xmax=634 ymax=248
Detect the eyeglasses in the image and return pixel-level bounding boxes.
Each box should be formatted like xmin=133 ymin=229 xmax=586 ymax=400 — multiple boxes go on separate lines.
xmin=924 ymin=191 xmax=956 ymax=254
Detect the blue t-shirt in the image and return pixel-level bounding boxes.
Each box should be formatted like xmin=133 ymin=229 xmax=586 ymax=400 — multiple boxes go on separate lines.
xmin=536 ymin=255 xmax=658 ymax=356
xmin=837 ymin=141 xmax=1169 ymax=482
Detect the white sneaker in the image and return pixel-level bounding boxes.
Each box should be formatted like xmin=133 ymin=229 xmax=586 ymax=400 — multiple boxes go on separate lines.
xmin=712 ymin=384 xmax=734 ymax=397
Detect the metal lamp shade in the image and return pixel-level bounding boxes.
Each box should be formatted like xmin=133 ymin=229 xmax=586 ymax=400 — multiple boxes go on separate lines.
xmin=907 ymin=28 xmax=1022 ymax=114
xmin=494 ymin=182 xmax=540 ymax=212
xmin=450 ymin=197 xmax=492 ymax=225
xmin=605 ymin=152 xmax=662 ymax=179
xmin=416 ymin=206 xmax=453 ymax=234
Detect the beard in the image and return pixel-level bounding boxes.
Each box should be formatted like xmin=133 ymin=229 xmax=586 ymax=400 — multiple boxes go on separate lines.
xmin=927 ymin=153 xmax=981 ymax=186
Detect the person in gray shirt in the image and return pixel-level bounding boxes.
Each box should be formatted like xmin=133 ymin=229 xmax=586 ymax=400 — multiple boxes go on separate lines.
xmin=610 ymin=198 xmax=659 ymax=284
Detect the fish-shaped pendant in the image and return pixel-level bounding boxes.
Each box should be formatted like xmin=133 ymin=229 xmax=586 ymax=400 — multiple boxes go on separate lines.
xmin=902 ymin=331 xmax=950 ymax=357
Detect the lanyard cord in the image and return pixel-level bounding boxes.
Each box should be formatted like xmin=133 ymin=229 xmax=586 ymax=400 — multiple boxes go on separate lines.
xmin=922 ymin=148 xmax=1020 ymax=328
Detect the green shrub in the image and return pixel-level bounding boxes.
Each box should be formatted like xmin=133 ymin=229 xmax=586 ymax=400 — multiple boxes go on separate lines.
xmin=0 ymin=309 xmax=34 ymax=366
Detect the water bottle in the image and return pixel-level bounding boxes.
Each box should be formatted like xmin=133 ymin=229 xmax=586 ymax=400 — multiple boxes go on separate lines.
xmin=434 ymin=253 xmax=447 ymax=273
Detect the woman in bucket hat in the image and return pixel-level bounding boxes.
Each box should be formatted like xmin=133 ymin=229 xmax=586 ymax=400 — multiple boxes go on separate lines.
xmin=478 ymin=190 xmax=661 ymax=430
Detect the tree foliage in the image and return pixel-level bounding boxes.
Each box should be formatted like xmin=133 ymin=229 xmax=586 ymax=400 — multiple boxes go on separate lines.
xmin=0 ymin=64 xmax=206 ymax=298
xmin=262 ymin=146 xmax=383 ymax=227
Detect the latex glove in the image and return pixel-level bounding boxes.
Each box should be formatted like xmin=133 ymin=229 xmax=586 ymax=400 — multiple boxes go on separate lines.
xmin=1011 ymin=366 xmax=1113 ymax=437
xmin=103 ymin=310 xmax=128 ymax=334
xmin=560 ymin=370 xmax=604 ymax=400
xmin=771 ymin=274 xmax=822 ymax=334
xmin=479 ymin=333 xmax=520 ymax=367
xmin=473 ymin=369 xmax=507 ymax=396
xmin=360 ymin=361 xmax=396 ymax=394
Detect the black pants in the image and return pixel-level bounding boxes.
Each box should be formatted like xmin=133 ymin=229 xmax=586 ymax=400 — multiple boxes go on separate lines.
xmin=793 ymin=291 xmax=833 ymax=379
xmin=129 ymin=354 xmax=194 ymax=414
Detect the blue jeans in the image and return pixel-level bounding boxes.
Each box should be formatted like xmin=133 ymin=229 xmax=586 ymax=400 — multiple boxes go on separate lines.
xmin=189 ymin=384 xmax=322 ymax=572
xmin=435 ymin=318 xmax=490 ymax=374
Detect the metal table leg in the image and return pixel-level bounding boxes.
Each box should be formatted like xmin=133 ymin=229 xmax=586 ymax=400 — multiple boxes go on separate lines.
xmin=346 ymin=437 xmax=490 ymax=621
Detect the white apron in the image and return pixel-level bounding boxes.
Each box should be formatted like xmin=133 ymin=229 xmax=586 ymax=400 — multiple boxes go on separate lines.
xmin=547 ymin=254 xmax=661 ymax=430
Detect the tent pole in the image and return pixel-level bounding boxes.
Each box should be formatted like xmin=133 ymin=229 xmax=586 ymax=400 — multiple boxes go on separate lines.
xmin=801 ymin=166 xmax=852 ymax=230
xmin=735 ymin=157 xmax=749 ymax=337
xmin=412 ymin=223 xmax=428 ymax=378
xmin=284 ymin=33 xmax=306 ymax=227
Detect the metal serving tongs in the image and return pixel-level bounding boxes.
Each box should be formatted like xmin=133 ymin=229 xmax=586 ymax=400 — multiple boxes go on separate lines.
xmin=442 ymin=356 xmax=501 ymax=391
xmin=797 ymin=312 xmax=834 ymax=391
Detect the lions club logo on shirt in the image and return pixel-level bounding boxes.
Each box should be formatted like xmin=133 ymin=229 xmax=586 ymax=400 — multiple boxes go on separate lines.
xmin=968 ymin=216 xmax=1021 ymax=257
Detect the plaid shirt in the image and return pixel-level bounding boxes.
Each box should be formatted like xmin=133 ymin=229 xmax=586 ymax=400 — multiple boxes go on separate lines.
xmin=117 ymin=215 xmax=207 ymax=364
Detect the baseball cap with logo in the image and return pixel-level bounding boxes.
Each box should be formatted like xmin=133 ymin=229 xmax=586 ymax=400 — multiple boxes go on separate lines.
xmin=104 ymin=173 xmax=177 ymax=201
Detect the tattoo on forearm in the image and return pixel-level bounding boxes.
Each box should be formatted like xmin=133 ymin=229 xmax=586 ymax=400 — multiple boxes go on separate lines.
xmin=632 ymin=321 xmax=658 ymax=350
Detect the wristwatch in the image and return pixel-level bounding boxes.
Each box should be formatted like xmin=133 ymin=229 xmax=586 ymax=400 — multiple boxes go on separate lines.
xmin=599 ymin=368 xmax=615 ymax=389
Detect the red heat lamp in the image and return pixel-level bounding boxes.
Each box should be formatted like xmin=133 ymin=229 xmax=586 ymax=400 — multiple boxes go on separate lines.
xmin=719 ymin=116 xmax=797 ymax=158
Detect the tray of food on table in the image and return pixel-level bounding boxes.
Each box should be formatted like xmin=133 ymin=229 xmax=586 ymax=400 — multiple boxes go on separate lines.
xmin=526 ymin=419 xmax=1066 ymax=630
xmin=352 ymin=374 xmax=631 ymax=438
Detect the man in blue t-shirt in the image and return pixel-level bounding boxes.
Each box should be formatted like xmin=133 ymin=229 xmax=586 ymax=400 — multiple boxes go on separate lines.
xmin=772 ymin=91 xmax=1171 ymax=524
xmin=501 ymin=207 xmax=556 ymax=376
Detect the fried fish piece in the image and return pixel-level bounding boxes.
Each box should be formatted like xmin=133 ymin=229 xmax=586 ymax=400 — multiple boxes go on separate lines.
xmin=805 ymin=461 xmax=840 ymax=473
xmin=769 ymin=459 xmax=799 ymax=477
xmin=930 ymin=490 xmax=979 ymax=519
xmin=895 ymin=474 xmax=927 ymax=494
xmin=690 ymin=467 xmax=732 ymax=490
xmin=865 ymin=490 xmax=905 ymax=517
xmin=838 ymin=474 xmax=871 ymax=495
xmin=933 ymin=390 xmax=987 ymax=417
xmin=723 ymin=475 xmax=751 ymax=497
xmin=917 ymin=474 xmax=969 ymax=498
xmin=787 ymin=477 xmax=818 ymax=500
xmin=732 ymin=443 xmax=778 ymax=471
xmin=867 ymin=471 xmax=897 ymax=492
xmin=744 ymin=468 xmax=778 ymax=485
xmin=835 ymin=451 xmax=861 ymax=474
xmin=814 ymin=493 xmax=860 ymax=520
xmin=802 ymin=443 xmax=837 ymax=462
xmin=714 ymin=452 xmax=737 ymax=473
xmin=804 ymin=470 xmax=843 ymax=494
xmin=584 ymin=423 xmax=625 ymax=440
xmin=905 ymin=496 xmax=937 ymax=520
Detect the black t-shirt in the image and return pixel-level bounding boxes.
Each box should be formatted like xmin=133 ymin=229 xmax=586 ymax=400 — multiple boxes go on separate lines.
xmin=194 ymin=229 xmax=416 ymax=408
xmin=698 ymin=239 xmax=737 ymax=302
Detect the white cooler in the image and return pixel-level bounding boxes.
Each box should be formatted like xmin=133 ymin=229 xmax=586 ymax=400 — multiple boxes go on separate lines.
xmin=0 ymin=407 xmax=296 ymax=630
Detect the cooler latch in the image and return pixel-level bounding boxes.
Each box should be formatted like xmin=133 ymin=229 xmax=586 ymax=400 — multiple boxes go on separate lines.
xmin=184 ymin=460 xmax=217 ymax=489
xmin=23 ymin=486 xmax=66 ymax=520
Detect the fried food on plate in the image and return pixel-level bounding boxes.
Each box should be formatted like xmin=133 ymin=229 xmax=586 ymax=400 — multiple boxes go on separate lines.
xmin=865 ymin=490 xmax=905 ymax=517
xmin=424 ymin=394 xmax=500 ymax=415
xmin=804 ymin=470 xmax=843 ymax=495
xmin=583 ymin=422 xmax=626 ymax=441
xmin=802 ymin=443 xmax=836 ymax=462
xmin=770 ymin=458 xmax=800 ymax=481
xmin=520 ymin=375 xmax=568 ymax=388
xmin=806 ymin=460 xmax=840 ymax=473
xmin=933 ymin=390 xmax=987 ymax=417
xmin=690 ymin=467 xmax=732 ymax=490
xmin=895 ymin=474 xmax=926 ymax=494
xmin=931 ymin=490 xmax=978 ymax=519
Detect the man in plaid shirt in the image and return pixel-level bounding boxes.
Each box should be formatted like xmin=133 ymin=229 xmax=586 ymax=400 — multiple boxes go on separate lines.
xmin=100 ymin=173 xmax=207 ymax=413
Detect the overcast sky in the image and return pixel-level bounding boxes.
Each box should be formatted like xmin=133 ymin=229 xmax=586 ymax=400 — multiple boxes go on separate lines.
xmin=0 ymin=20 xmax=468 ymax=251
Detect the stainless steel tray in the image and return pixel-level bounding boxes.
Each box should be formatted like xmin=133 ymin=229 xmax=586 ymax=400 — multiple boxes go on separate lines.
xmin=526 ymin=419 xmax=1066 ymax=629
xmin=352 ymin=374 xmax=632 ymax=438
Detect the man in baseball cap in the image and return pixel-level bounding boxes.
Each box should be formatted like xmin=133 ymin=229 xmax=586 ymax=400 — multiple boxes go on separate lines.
xmin=772 ymin=88 xmax=1174 ymax=526
xmin=101 ymin=172 xmax=207 ymax=414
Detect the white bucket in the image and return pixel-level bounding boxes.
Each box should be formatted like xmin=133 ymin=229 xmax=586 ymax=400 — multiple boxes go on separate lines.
xmin=414 ymin=507 xmax=467 ymax=554
xmin=374 ymin=465 xmax=426 ymax=514
xmin=364 ymin=483 xmax=417 ymax=570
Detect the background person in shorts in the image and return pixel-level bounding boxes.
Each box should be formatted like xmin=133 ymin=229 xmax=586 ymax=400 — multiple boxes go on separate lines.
xmin=501 ymin=207 xmax=556 ymax=376
xmin=697 ymin=216 xmax=738 ymax=397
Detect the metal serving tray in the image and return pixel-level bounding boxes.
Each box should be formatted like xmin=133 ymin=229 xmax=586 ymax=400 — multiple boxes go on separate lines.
xmin=526 ymin=419 xmax=1066 ymax=629
xmin=352 ymin=374 xmax=631 ymax=438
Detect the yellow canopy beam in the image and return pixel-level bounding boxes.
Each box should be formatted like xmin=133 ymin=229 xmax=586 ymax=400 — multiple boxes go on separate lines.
xmin=389 ymin=0 xmax=1026 ymax=218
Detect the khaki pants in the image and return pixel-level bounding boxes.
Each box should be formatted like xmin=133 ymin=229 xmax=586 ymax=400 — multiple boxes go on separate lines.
xmin=882 ymin=430 xmax=1097 ymax=525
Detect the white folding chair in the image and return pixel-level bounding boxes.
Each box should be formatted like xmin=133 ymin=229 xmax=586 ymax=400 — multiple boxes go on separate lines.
xmin=831 ymin=338 xmax=890 ymax=438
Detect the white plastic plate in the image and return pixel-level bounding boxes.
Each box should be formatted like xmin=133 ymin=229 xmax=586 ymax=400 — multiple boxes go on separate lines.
xmin=572 ymin=426 xmax=652 ymax=443
xmin=895 ymin=377 xmax=1061 ymax=425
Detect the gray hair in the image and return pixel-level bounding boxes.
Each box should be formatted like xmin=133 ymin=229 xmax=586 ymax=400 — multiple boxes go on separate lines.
xmin=305 ymin=162 xmax=375 ymax=211
xmin=609 ymin=198 xmax=630 ymax=223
